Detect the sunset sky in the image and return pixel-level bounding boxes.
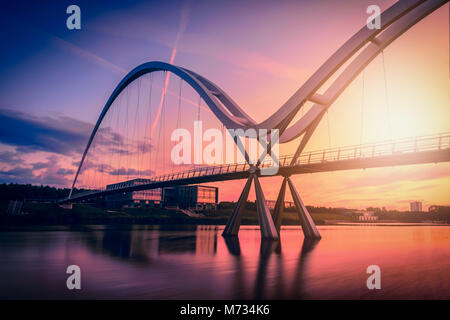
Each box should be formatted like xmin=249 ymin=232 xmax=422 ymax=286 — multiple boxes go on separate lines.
xmin=0 ymin=0 xmax=448 ymax=210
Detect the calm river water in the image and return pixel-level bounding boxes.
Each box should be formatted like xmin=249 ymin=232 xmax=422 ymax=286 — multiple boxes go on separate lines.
xmin=0 ymin=225 xmax=449 ymax=299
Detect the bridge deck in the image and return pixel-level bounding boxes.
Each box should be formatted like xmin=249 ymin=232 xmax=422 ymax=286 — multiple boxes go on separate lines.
xmin=60 ymin=132 xmax=450 ymax=204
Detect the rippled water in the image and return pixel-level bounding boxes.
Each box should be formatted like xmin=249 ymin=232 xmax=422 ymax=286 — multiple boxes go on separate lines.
xmin=0 ymin=225 xmax=449 ymax=299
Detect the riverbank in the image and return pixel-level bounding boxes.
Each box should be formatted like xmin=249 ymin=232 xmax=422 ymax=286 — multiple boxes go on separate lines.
xmin=1 ymin=201 xmax=449 ymax=228
xmin=0 ymin=201 xmax=352 ymax=227
xmin=1 ymin=225 xmax=449 ymax=299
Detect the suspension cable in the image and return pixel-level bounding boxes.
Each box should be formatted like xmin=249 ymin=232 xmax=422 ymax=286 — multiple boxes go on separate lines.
xmin=125 ymin=84 xmax=130 ymax=181
xmin=155 ymin=75 xmax=163 ymax=178
xmin=117 ymin=86 xmax=130 ymax=182
xmin=162 ymin=74 xmax=167 ymax=175
xmin=99 ymin=111 xmax=107 ymax=189
xmin=326 ymin=110 xmax=331 ymax=149
xmin=196 ymin=95 xmax=202 ymax=169
xmin=132 ymin=78 xmax=141 ymax=179
xmin=360 ymin=70 xmax=365 ymax=147
xmin=107 ymin=98 xmax=118 ymax=186
xmin=381 ymin=51 xmax=391 ymax=138
xmin=148 ymin=73 xmax=153 ymax=177
xmin=197 ymin=95 xmax=201 ymax=121
xmin=172 ymin=78 xmax=183 ymax=173
xmin=177 ymin=77 xmax=183 ymax=129
xmin=115 ymin=93 xmax=124 ymax=184
xmin=89 ymin=134 xmax=96 ymax=189
xmin=142 ymin=73 xmax=153 ymax=177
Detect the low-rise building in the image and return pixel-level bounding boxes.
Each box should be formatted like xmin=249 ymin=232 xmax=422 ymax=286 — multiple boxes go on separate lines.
xmin=356 ymin=210 xmax=378 ymax=221
xmin=265 ymin=200 xmax=295 ymax=210
xmin=410 ymin=201 xmax=422 ymax=212
xmin=428 ymin=205 xmax=450 ymax=213
xmin=105 ymin=179 xmax=218 ymax=210
xmin=105 ymin=179 xmax=162 ymax=208
xmin=163 ymin=185 xmax=218 ymax=210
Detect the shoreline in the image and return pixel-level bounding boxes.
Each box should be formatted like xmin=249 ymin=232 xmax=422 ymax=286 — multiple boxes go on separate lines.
xmin=2 ymin=202 xmax=449 ymax=229
xmin=1 ymin=221 xmax=449 ymax=232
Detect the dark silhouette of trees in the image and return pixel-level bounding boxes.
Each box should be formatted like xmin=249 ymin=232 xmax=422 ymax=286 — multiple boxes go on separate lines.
xmin=0 ymin=183 xmax=86 ymax=201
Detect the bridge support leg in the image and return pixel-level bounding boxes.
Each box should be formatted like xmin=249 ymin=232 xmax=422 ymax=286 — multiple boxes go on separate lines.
xmin=253 ymin=175 xmax=279 ymax=240
xmin=272 ymin=177 xmax=287 ymax=234
xmin=222 ymin=175 xmax=253 ymax=237
xmin=287 ymin=177 xmax=321 ymax=240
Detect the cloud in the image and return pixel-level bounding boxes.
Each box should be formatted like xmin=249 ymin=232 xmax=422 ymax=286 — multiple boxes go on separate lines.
xmin=0 ymin=166 xmax=34 ymax=178
xmin=31 ymin=162 xmax=49 ymax=170
xmin=0 ymin=108 xmax=91 ymax=156
xmin=56 ymin=168 xmax=75 ymax=175
xmin=0 ymin=108 xmax=96 ymax=186
xmin=0 ymin=155 xmax=73 ymax=186
xmin=0 ymin=150 xmax=20 ymax=163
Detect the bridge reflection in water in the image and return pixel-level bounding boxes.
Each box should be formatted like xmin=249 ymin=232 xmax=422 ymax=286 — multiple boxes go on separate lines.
xmin=1 ymin=225 xmax=450 ymax=299
xmin=76 ymin=225 xmax=320 ymax=299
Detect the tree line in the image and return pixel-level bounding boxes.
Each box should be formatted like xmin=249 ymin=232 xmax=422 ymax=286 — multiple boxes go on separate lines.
xmin=0 ymin=183 xmax=87 ymax=201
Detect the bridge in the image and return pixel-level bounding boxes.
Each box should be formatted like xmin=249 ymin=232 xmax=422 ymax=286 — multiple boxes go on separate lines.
xmin=62 ymin=132 xmax=450 ymax=201
xmin=62 ymin=0 xmax=450 ymax=242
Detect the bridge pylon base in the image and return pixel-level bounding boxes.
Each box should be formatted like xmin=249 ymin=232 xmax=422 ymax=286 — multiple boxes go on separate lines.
xmin=272 ymin=177 xmax=287 ymax=234
xmin=253 ymin=174 xmax=279 ymax=240
xmin=287 ymin=177 xmax=321 ymax=240
xmin=222 ymin=175 xmax=253 ymax=237
xmin=222 ymin=173 xmax=278 ymax=240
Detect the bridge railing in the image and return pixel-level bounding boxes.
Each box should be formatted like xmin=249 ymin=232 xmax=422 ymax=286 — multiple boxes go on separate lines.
xmin=260 ymin=132 xmax=450 ymax=168
xmin=140 ymin=132 xmax=450 ymax=183
xmin=68 ymin=132 xmax=450 ymax=199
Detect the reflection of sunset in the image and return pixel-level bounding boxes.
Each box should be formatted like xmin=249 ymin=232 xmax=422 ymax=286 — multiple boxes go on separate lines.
xmin=5 ymin=225 xmax=448 ymax=299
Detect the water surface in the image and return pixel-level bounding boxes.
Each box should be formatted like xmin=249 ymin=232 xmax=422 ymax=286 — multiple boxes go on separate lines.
xmin=0 ymin=225 xmax=449 ymax=299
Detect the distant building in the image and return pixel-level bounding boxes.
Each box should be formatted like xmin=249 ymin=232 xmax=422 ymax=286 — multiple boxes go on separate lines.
xmin=163 ymin=185 xmax=218 ymax=210
xmin=410 ymin=201 xmax=422 ymax=212
xmin=265 ymin=200 xmax=295 ymax=210
xmin=428 ymin=205 xmax=450 ymax=213
xmin=105 ymin=179 xmax=162 ymax=208
xmin=105 ymin=179 xmax=218 ymax=210
xmin=358 ymin=210 xmax=378 ymax=221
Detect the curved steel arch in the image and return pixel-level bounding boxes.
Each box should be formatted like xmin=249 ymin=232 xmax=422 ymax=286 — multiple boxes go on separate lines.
xmin=69 ymin=61 xmax=257 ymax=196
xmin=70 ymin=0 xmax=448 ymax=197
